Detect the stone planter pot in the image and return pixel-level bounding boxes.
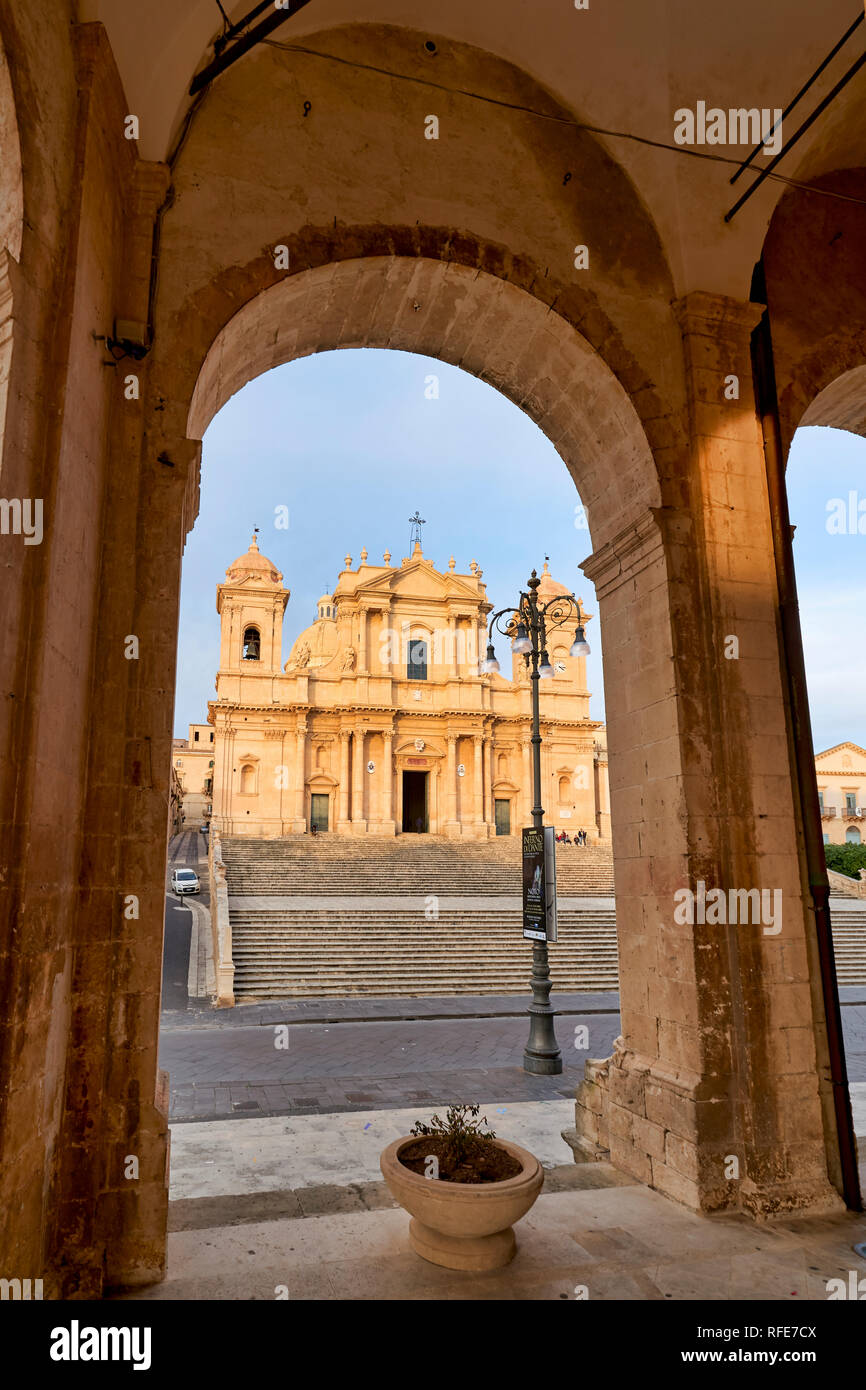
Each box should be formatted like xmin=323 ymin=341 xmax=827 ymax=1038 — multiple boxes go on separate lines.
xmin=380 ymin=1135 xmax=544 ymax=1271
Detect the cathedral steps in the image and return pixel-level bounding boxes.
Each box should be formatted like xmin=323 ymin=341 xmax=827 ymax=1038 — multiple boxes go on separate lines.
xmin=229 ymin=907 xmax=620 ymax=998
xmin=220 ymin=838 xmax=866 ymax=999
xmin=221 ymin=835 xmax=616 ymax=897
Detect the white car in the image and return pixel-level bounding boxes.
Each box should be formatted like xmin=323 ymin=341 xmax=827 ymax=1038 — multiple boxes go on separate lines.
xmin=171 ymin=868 xmax=200 ymax=895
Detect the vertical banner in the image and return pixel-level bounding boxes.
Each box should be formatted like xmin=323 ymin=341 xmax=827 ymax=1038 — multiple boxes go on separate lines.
xmin=522 ymin=826 xmax=557 ymax=941
xmin=522 ymin=826 xmax=546 ymax=940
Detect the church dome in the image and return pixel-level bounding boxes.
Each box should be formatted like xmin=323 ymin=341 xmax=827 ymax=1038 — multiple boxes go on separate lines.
xmin=285 ymin=614 xmax=340 ymax=671
xmin=536 ymin=559 xmax=571 ymax=602
xmin=225 ymin=533 xmax=283 ymax=584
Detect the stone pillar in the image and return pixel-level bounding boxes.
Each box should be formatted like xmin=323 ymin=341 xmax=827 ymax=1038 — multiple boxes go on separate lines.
xmin=338 ymin=730 xmax=351 ymax=832
xmin=594 ymin=751 xmax=611 ymax=840
xmin=294 ymin=723 xmax=307 ymax=829
xmin=352 ymin=726 xmax=367 ymax=833
xmin=448 ymin=615 xmax=459 ymax=678
xmin=358 ymin=607 xmax=368 ymax=673
xmin=483 ymin=737 xmax=495 ymax=836
xmin=382 ymin=729 xmax=395 ymax=834
xmin=444 ymin=734 xmax=459 ymax=836
xmin=473 ymin=734 xmax=484 ymax=836
xmin=571 ymin=292 xmax=843 ymax=1219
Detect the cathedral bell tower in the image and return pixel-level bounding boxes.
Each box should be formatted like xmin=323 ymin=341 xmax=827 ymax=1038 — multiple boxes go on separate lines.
xmin=216 ymin=532 xmax=289 ymax=680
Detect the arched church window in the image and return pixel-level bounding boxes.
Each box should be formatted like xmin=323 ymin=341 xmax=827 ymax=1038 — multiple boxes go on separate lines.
xmin=407 ymin=638 xmax=428 ymax=681
xmin=242 ymin=626 xmax=261 ymax=660
xmin=498 ymin=753 xmax=508 ymax=778
xmin=846 ymin=825 xmax=861 ymax=845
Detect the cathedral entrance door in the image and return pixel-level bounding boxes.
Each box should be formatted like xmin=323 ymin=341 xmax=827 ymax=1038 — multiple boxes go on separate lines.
xmin=402 ymin=771 xmax=428 ymax=833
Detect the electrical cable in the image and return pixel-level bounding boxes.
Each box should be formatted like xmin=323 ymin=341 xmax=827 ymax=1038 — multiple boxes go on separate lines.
xmin=261 ymin=37 xmax=866 ymax=213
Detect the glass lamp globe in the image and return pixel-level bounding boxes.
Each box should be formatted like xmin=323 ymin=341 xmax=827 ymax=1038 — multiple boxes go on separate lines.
xmin=511 ymin=621 xmax=531 ymax=656
xmin=538 ymin=650 xmax=554 ymax=679
xmin=570 ymin=624 xmax=591 ymax=658
xmin=481 ymin=642 xmax=500 ymax=675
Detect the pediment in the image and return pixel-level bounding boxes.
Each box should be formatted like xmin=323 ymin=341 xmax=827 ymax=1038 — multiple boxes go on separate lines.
xmin=816 ymin=741 xmax=866 ymax=764
xmin=307 ymin=771 xmax=339 ymax=787
xmin=394 ymin=739 xmax=444 ymax=758
xmin=352 ymin=560 xmax=481 ymax=604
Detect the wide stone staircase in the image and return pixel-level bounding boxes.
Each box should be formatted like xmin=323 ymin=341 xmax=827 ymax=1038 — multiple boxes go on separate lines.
xmin=223 ymin=834 xmax=616 ymax=897
xmin=228 ymin=904 xmax=619 ymax=999
xmin=219 ymin=836 xmax=866 ymax=1001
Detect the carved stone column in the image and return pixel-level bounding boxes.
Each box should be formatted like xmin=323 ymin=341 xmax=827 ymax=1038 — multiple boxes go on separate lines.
xmin=352 ymin=726 xmax=367 ymax=834
xmin=294 ymin=722 xmax=307 ymax=828
xmin=338 ymin=730 xmax=351 ymax=832
xmin=444 ymin=734 xmax=459 ymax=837
xmin=382 ymin=729 xmax=395 ymax=834
xmin=483 ymin=736 xmax=495 ymax=836
xmin=448 ymin=615 xmax=459 ymax=678
xmin=473 ymin=733 xmax=484 ymax=837
xmin=358 ymin=606 xmax=368 ymax=673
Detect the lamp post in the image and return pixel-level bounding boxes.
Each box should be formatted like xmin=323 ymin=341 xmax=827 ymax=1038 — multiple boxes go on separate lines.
xmin=482 ymin=571 xmax=591 ymax=1075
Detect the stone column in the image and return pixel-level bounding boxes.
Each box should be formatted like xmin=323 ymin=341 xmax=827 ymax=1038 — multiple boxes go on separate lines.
xmin=483 ymin=737 xmax=495 ymax=836
xmin=445 ymin=734 xmax=459 ymax=836
xmin=278 ymin=730 xmax=288 ymax=832
xmin=294 ymin=723 xmax=307 ymax=828
xmin=338 ymin=730 xmax=351 ymax=832
xmin=358 ymin=607 xmax=368 ymax=673
xmin=594 ymin=751 xmax=610 ymax=840
xmin=382 ymin=729 xmax=395 ymax=833
xmin=352 ymin=726 xmax=367 ymax=833
xmin=473 ymin=733 xmax=484 ymax=836
xmin=571 ymin=292 xmax=843 ymax=1220
xmin=448 ymin=615 xmax=459 ymax=678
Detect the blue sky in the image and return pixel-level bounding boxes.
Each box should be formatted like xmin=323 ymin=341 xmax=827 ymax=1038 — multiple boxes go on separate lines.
xmin=788 ymin=424 xmax=866 ymax=752
xmin=175 ymin=348 xmax=864 ymax=755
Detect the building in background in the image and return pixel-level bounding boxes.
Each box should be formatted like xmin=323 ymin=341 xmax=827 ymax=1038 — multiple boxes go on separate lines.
xmin=168 ymin=762 xmax=184 ymax=840
xmin=171 ymin=722 xmax=215 ymax=828
xmin=208 ymin=534 xmax=610 ymax=839
xmin=816 ymin=742 xmax=866 ymax=845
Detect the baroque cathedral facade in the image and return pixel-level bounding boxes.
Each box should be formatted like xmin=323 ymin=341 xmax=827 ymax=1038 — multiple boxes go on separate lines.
xmin=208 ymin=534 xmax=610 ymax=839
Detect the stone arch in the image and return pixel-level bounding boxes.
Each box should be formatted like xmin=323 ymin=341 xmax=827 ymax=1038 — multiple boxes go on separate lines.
xmin=185 ymin=256 xmax=661 ymax=549
xmin=799 ymin=368 xmax=866 ymax=436
xmin=761 ymin=169 xmax=866 ymax=455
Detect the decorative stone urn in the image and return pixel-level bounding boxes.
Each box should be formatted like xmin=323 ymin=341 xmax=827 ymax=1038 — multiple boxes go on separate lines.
xmin=380 ymin=1136 xmax=544 ymax=1271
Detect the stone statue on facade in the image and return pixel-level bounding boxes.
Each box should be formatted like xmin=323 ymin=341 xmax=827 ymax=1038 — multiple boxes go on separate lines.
xmin=294 ymin=641 xmax=311 ymax=669
xmin=342 ymin=645 xmax=357 ymax=672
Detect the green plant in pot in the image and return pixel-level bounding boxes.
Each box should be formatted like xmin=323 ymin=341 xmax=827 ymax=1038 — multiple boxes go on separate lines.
xmin=380 ymin=1103 xmax=544 ymax=1271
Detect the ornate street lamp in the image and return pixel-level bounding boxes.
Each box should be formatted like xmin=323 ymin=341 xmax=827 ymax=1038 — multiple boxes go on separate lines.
xmin=482 ymin=570 xmax=591 ymax=1075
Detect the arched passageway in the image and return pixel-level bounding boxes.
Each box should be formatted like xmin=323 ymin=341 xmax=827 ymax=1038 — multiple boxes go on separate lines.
xmin=2 ymin=6 xmax=865 ymax=1296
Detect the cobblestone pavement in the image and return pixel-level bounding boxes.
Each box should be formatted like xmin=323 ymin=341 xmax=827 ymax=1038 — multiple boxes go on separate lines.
xmin=160 ymin=1009 xmax=617 ymax=1120
xmin=159 ymin=834 xmax=866 ymax=1122
xmin=160 ymin=1000 xmax=866 ymax=1121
